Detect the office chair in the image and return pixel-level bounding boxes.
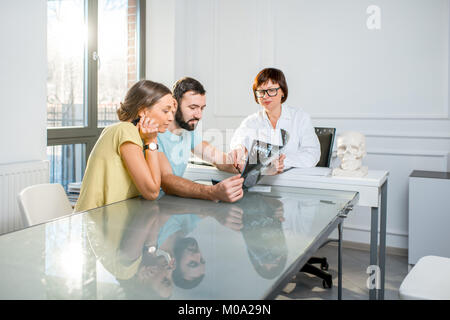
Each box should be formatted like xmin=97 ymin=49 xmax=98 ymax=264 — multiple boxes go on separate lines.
xmin=299 ymin=127 xmax=336 ymax=289
xmin=17 ymin=183 xmax=73 ymax=227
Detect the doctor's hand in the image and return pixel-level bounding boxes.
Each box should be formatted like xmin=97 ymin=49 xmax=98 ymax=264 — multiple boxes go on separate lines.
xmin=264 ymin=197 xmax=285 ymax=223
xmin=211 ymin=175 xmax=244 ymax=203
xmin=264 ymin=154 xmax=286 ymax=176
xmin=228 ymin=145 xmax=247 ymax=173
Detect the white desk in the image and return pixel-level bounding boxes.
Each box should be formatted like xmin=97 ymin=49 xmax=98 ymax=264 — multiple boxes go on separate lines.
xmin=184 ymin=164 xmax=389 ymax=300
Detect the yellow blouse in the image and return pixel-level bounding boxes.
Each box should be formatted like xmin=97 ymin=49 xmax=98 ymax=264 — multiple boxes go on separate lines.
xmin=75 ymin=122 xmax=143 ymax=212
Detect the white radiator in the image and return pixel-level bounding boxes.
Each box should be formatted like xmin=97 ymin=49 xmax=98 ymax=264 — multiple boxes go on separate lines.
xmin=0 ymin=161 xmax=49 ymax=234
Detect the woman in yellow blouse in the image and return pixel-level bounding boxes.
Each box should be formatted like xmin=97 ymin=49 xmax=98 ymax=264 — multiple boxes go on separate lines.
xmin=75 ymin=80 xmax=176 ymax=212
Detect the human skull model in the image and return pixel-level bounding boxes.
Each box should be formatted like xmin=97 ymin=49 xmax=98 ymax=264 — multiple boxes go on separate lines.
xmin=332 ymin=131 xmax=368 ymax=177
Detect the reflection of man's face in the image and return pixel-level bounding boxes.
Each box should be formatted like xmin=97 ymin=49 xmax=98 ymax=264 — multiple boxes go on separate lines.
xmin=178 ymin=241 xmax=205 ymax=280
xmin=175 ymin=91 xmax=206 ymax=131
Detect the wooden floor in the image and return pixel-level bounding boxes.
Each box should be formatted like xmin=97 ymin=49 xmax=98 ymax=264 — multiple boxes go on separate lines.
xmin=276 ymin=243 xmax=409 ymax=300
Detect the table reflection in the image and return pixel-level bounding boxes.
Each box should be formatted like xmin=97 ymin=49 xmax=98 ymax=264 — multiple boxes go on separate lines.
xmin=0 ymin=186 xmax=354 ymax=300
xmin=85 ymin=192 xmax=294 ymax=298
xmin=236 ymin=194 xmax=287 ymax=280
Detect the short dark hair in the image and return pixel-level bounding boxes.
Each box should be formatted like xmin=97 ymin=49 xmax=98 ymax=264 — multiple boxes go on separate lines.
xmin=252 ymin=68 xmax=288 ymax=104
xmin=172 ymin=77 xmax=206 ymax=107
xmin=172 ymin=237 xmax=205 ymax=289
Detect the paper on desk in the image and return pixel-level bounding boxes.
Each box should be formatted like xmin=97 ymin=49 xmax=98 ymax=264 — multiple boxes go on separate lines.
xmin=248 ymin=185 xmax=272 ymax=193
xmin=283 ymin=167 xmax=332 ymax=176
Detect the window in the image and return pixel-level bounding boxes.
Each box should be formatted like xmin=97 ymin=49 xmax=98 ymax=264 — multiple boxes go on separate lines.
xmin=47 ymin=144 xmax=85 ymax=190
xmin=47 ymin=0 xmax=146 ymax=191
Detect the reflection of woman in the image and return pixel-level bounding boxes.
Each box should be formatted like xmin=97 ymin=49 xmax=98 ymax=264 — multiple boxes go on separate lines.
xmin=230 ymin=68 xmax=320 ymax=174
xmin=75 ymin=80 xmax=175 ymax=212
xmin=86 ymin=201 xmax=175 ymax=299
xmin=237 ymin=194 xmax=287 ymax=279
xmin=87 ymin=198 xmax=211 ymax=299
xmin=280 ymin=198 xmax=319 ymax=238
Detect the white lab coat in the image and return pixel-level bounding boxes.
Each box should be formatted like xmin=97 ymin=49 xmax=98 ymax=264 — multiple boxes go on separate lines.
xmin=230 ymin=104 xmax=321 ymax=169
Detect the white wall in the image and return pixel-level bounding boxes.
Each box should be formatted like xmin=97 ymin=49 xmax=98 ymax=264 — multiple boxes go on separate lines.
xmin=147 ymin=0 xmax=450 ymax=249
xmin=145 ymin=0 xmax=177 ymax=88
xmin=0 ymin=0 xmax=47 ymax=165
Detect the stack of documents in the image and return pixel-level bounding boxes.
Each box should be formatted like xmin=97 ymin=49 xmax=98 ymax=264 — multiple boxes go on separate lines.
xmin=283 ymin=167 xmax=332 ymax=176
xmin=67 ymin=182 xmax=82 ymax=206
xmin=188 ymin=156 xmax=214 ymax=167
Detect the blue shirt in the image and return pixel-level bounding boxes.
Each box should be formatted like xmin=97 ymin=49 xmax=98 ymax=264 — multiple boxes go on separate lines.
xmin=156 ymin=214 xmax=201 ymax=248
xmin=157 ymin=128 xmax=202 ymax=177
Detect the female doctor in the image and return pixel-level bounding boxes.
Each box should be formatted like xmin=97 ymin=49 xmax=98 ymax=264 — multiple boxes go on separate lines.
xmin=230 ymin=68 xmax=320 ymax=175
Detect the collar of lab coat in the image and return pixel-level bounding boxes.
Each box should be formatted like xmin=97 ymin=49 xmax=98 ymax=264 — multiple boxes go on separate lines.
xmin=261 ymin=104 xmax=292 ymax=128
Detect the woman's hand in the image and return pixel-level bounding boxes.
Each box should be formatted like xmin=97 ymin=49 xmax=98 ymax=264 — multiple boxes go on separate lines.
xmin=137 ymin=115 xmax=159 ymax=144
xmin=264 ymin=197 xmax=285 ymax=222
xmin=264 ymin=154 xmax=286 ymax=175
xmin=228 ymin=145 xmax=247 ymax=173
xmin=277 ymin=154 xmax=286 ymax=173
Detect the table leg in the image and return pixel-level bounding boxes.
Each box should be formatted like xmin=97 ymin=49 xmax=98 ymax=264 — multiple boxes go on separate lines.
xmin=378 ymin=181 xmax=388 ymax=300
xmin=369 ymin=206 xmax=379 ymax=300
xmin=338 ymin=221 xmax=343 ymax=300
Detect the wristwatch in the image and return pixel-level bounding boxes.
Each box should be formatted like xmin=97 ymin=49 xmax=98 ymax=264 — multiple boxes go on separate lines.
xmin=144 ymin=142 xmax=158 ymax=151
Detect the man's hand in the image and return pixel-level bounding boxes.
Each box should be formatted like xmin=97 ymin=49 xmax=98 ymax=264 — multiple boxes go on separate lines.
xmin=213 ymin=206 xmax=244 ymax=231
xmin=211 ymin=175 xmax=244 ymax=202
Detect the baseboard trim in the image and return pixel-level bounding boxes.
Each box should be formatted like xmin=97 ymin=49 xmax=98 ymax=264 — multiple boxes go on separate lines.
xmin=327 ymin=240 xmax=408 ymax=257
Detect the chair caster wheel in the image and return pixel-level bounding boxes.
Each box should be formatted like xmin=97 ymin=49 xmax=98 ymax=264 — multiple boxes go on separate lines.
xmin=323 ymin=279 xmax=332 ymax=289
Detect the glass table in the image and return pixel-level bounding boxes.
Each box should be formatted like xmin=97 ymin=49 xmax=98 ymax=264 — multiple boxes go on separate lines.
xmin=0 ymin=186 xmax=358 ymax=300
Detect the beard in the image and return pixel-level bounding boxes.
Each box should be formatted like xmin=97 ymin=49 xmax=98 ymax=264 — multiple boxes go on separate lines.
xmin=175 ymin=108 xmax=199 ymax=131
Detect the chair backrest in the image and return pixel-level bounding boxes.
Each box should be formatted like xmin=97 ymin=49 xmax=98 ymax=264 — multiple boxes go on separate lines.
xmin=17 ymin=183 xmax=73 ymax=227
xmin=314 ymin=127 xmax=336 ymax=168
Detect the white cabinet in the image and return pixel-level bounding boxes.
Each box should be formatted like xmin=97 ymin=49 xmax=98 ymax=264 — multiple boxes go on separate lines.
xmin=408 ymin=171 xmax=450 ymax=265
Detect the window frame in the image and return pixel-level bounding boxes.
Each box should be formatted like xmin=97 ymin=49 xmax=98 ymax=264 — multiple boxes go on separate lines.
xmin=47 ymin=0 xmax=146 ymax=163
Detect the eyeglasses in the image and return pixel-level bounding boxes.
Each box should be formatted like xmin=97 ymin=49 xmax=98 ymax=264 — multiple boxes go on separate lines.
xmin=255 ymin=87 xmax=281 ymax=98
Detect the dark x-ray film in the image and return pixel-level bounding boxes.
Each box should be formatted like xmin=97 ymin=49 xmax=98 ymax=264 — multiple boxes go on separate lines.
xmin=239 ymin=129 xmax=290 ymax=189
